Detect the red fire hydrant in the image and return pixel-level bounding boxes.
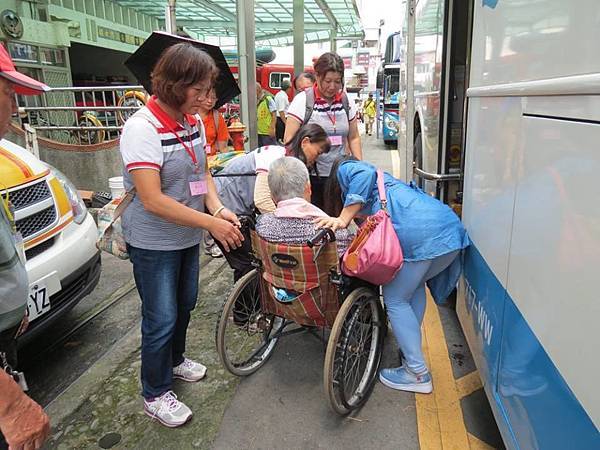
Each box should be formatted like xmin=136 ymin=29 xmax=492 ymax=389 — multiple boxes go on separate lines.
xmin=228 ymin=118 xmax=246 ymax=151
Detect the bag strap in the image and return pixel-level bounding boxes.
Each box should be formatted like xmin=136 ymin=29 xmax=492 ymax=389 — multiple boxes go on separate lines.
xmin=111 ymin=189 xmax=136 ymax=222
xmin=303 ymin=89 xmax=315 ymax=125
xmin=96 ymin=188 xmax=135 ymax=247
xmin=341 ymin=93 xmax=350 ymax=122
xmin=376 ymin=169 xmax=388 ymax=212
xmin=99 ymin=188 xmax=135 ymax=235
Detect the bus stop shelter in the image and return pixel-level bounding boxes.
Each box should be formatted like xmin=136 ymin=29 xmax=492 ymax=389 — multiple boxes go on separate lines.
xmin=109 ymin=0 xmax=363 ymax=148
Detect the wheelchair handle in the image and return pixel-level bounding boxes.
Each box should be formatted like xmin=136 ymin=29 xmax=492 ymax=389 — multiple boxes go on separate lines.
xmin=238 ymin=214 xmax=256 ymax=230
xmin=307 ymin=228 xmax=336 ymax=248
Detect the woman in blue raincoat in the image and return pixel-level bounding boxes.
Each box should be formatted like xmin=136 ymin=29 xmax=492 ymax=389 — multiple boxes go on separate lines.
xmin=317 ymin=158 xmax=469 ymax=394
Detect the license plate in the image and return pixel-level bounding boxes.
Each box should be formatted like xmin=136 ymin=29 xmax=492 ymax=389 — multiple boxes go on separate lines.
xmin=27 ymin=281 xmax=51 ymax=322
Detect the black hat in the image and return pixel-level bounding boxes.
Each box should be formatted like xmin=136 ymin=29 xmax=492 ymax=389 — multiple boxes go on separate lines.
xmin=125 ymin=32 xmax=240 ymax=109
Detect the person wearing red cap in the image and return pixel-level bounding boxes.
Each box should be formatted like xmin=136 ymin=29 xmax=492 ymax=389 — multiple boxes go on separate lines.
xmin=0 ymin=43 xmax=50 ymax=450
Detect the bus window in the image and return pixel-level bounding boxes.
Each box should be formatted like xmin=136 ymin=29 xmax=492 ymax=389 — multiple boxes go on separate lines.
xmin=384 ymin=72 xmax=400 ymax=105
xmin=269 ymin=72 xmax=291 ymax=89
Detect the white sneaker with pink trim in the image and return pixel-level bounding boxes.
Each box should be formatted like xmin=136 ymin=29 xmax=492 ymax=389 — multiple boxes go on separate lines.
xmin=173 ymin=357 xmax=207 ymax=382
xmin=143 ymin=391 xmax=192 ymax=428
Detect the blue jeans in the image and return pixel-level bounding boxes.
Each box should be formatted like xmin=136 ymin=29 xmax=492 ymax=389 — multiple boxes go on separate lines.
xmin=128 ymin=244 xmax=200 ymax=399
xmin=382 ymin=251 xmax=459 ymax=374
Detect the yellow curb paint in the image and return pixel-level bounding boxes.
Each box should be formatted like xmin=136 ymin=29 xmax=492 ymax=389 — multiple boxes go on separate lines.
xmin=468 ymin=433 xmax=496 ymax=450
xmin=456 ymin=371 xmax=483 ymax=399
xmin=417 ymin=294 xmax=470 ymax=450
xmin=417 ymin=326 xmax=443 ymax=450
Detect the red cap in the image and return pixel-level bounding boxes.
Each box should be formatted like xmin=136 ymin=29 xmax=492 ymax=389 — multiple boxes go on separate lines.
xmin=0 ymin=44 xmax=49 ymax=95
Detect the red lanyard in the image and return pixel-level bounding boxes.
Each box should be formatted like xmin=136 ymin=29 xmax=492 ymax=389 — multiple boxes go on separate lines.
xmin=147 ymin=99 xmax=199 ymax=168
xmin=325 ymin=108 xmax=337 ymax=133
xmin=314 ymin=86 xmax=338 ymax=133
xmin=167 ymin=123 xmax=198 ymax=167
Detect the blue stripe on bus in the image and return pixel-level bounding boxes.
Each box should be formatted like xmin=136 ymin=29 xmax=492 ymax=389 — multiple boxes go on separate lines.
xmin=459 ymin=245 xmax=599 ymax=450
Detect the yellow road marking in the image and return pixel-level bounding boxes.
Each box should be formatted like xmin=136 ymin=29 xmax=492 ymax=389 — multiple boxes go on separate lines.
xmin=420 ymin=294 xmax=471 ymax=450
xmin=468 ymin=433 xmax=496 ymax=450
xmin=456 ymin=371 xmax=483 ymax=399
xmin=418 ymin=328 xmax=443 ymax=450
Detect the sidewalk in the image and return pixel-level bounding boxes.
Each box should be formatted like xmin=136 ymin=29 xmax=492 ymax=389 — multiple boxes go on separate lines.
xmin=45 ymin=256 xmax=241 ymax=449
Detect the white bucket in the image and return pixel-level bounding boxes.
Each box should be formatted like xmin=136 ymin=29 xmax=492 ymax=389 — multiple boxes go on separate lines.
xmin=108 ymin=176 xmax=125 ymax=199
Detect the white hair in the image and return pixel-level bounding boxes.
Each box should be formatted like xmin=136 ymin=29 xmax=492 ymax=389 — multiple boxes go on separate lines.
xmin=268 ymin=157 xmax=309 ymax=203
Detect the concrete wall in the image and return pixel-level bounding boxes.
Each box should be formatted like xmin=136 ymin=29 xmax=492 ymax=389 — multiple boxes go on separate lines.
xmin=6 ymin=125 xmax=123 ymax=192
xmin=38 ymin=144 xmax=123 ymax=192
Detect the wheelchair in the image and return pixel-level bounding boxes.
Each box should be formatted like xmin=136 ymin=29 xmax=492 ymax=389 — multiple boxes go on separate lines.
xmin=215 ymin=225 xmax=385 ymax=415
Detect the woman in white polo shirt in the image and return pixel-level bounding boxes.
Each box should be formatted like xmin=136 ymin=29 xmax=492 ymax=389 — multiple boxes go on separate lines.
xmin=119 ymin=43 xmax=243 ymax=428
xmin=284 ymin=52 xmax=363 ymax=209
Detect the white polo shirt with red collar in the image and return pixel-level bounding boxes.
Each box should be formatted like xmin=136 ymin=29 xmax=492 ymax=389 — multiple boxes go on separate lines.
xmin=119 ymin=96 xmax=207 ymax=251
xmin=287 ymin=86 xmax=357 ymax=176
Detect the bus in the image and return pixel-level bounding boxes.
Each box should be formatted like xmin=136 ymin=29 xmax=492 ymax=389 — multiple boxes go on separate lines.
xmin=396 ymin=1 xmax=600 ymax=448
xmin=382 ymin=63 xmax=402 ymax=146
xmin=381 ymin=32 xmax=404 ymax=146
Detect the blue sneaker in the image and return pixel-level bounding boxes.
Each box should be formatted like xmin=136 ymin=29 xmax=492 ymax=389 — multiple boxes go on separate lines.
xmin=379 ymin=367 xmax=433 ymax=394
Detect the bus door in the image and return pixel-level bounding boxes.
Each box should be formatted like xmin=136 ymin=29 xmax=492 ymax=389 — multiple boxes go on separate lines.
xmin=436 ymin=0 xmax=473 ymax=213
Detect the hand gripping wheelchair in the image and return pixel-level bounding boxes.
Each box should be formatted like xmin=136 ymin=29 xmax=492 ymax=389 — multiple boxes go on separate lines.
xmin=215 ymin=224 xmax=386 ymax=414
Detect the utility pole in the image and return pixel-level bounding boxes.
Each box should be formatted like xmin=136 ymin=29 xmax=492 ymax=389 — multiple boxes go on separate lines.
xmin=237 ymin=0 xmax=258 ymax=150
xmin=165 ymin=0 xmax=177 ymax=34
xmin=293 ymin=0 xmax=305 ymax=76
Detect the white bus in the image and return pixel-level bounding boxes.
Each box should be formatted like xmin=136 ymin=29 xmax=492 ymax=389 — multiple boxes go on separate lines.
xmin=396 ymin=1 xmax=600 ymax=448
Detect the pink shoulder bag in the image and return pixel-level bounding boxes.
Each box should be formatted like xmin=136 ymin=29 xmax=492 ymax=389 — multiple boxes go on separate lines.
xmin=341 ymin=170 xmax=403 ymax=285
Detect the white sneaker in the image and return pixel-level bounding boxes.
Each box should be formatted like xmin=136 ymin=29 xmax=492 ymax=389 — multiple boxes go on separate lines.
xmin=173 ymin=357 xmax=207 ymax=382
xmin=144 ymin=391 xmax=192 ymax=428
xmin=205 ymin=244 xmax=223 ymax=258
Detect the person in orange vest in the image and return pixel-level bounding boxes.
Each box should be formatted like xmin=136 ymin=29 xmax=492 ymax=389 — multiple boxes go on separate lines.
xmin=199 ymin=89 xmax=229 ymax=156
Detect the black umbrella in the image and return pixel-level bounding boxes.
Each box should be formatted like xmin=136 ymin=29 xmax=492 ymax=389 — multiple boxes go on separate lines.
xmin=125 ymin=31 xmax=240 ymax=109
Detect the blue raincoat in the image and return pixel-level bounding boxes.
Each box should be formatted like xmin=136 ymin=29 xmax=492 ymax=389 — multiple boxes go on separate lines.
xmin=337 ymin=160 xmax=470 ymax=303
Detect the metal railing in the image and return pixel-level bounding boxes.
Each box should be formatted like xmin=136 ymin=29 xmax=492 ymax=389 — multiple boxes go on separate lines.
xmin=17 ymin=85 xmax=148 ymax=145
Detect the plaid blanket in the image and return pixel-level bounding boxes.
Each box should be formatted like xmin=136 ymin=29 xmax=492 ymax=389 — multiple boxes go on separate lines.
xmin=251 ymin=231 xmax=340 ymax=327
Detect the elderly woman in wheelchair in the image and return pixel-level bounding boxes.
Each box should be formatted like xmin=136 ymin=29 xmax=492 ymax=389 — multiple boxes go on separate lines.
xmin=216 ymin=157 xmax=385 ymax=415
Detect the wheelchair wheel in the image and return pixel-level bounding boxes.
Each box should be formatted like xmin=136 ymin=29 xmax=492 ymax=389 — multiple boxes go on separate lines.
xmin=216 ymin=269 xmax=283 ymax=376
xmin=324 ymin=287 xmax=385 ymax=415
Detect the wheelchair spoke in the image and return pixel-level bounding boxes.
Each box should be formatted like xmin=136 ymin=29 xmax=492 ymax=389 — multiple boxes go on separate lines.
xmin=217 ymin=270 xmax=280 ymax=376
xmin=333 ymin=292 xmax=383 ymax=409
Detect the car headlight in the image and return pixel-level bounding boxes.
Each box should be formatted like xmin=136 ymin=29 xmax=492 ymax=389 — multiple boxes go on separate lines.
xmin=47 ymin=165 xmax=87 ymax=224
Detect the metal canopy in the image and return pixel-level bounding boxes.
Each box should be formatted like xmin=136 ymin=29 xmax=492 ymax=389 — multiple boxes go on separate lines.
xmin=113 ymin=0 xmax=363 ymax=45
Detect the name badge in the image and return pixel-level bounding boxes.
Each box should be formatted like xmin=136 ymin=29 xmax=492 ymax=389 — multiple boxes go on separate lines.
xmin=205 ymin=144 xmax=212 ymax=154
xmin=329 ymin=135 xmax=343 ymax=146
xmin=189 ymin=174 xmax=208 ymax=196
